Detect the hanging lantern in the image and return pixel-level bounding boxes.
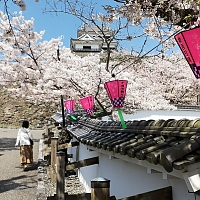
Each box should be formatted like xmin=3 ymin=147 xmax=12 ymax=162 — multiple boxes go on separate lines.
xmin=174 ymin=27 xmax=200 ymax=79
xmin=64 ymin=100 xmax=75 ymax=114
xmin=64 ymin=99 xmax=77 ymax=120
xmin=104 ymin=80 xmax=128 ymax=129
xmin=79 ymin=95 xmax=94 ymax=114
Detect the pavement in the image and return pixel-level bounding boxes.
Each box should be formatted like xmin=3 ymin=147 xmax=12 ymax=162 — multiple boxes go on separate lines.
xmin=0 ymin=128 xmax=44 ymax=200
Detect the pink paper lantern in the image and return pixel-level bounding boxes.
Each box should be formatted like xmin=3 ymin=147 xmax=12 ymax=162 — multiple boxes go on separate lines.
xmin=104 ymin=80 xmax=128 ymax=108
xmin=174 ymin=27 xmax=200 ymax=79
xmin=79 ymin=95 xmax=94 ymax=114
xmin=64 ymin=99 xmax=76 ymax=114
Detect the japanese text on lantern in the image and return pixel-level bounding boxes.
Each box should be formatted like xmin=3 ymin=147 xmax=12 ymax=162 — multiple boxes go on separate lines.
xmin=119 ymin=81 xmax=125 ymax=97
xmin=175 ymin=35 xmax=193 ymax=64
xmin=174 ymin=27 xmax=200 ymax=79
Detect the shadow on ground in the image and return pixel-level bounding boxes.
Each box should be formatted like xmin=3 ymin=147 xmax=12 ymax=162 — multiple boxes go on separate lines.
xmin=0 ymin=138 xmax=39 ymax=152
xmin=0 ymin=173 xmax=36 ymax=193
xmin=28 ymin=162 xmax=39 ymax=171
xmin=15 ymin=162 xmax=39 ymax=171
xmin=0 ymin=138 xmax=16 ymax=151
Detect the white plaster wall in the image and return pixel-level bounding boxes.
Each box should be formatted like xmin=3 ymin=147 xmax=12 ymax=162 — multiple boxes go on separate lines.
xmin=91 ymin=44 xmax=99 ymax=49
xmin=68 ymin=142 xmax=200 ymax=200
xmin=101 ymin=109 xmax=200 ymax=122
xmin=168 ymin=179 xmax=197 ymax=200
xmin=67 ymin=137 xmax=77 ymax=162
xmin=75 ymin=44 xmax=82 ymax=49
xmin=96 ymin=154 xmax=169 ymax=199
xmin=122 ymin=110 xmax=200 ymax=121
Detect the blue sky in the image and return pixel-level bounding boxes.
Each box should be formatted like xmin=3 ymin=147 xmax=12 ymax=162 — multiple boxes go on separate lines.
xmin=0 ymin=0 xmax=180 ymax=54
xmin=3 ymin=0 xmax=120 ymax=48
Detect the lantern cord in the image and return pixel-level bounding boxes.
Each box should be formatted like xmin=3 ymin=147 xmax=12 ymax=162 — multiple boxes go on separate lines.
xmin=117 ymin=108 xmax=127 ymax=129
xmin=113 ymin=24 xmax=189 ymax=76
xmin=70 ymin=115 xmax=77 ymax=120
xmin=95 ymin=111 xmax=101 ymax=115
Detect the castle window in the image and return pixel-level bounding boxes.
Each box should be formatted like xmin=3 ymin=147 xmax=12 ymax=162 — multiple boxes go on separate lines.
xmin=83 ymin=46 xmax=91 ymax=49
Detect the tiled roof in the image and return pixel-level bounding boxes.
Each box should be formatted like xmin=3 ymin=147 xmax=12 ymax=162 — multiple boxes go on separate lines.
xmin=66 ymin=117 xmax=200 ymax=173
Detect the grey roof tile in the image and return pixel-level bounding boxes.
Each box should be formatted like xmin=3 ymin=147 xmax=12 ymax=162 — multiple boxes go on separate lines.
xmin=65 ymin=117 xmax=200 ymax=173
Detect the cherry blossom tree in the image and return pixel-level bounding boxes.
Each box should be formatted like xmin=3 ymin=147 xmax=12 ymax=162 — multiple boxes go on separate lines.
xmin=0 ymin=3 xmax=199 ymax=117
xmin=40 ymin=0 xmax=190 ymax=72
xmin=39 ymin=0 xmax=200 ymax=109
xmin=113 ymin=0 xmax=200 ymax=27
xmin=0 ymin=11 xmax=199 ymax=114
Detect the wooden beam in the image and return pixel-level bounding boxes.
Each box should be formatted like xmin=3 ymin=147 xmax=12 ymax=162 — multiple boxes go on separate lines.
xmin=67 ymin=154 xmax=73 ymax=158
xmin=56 ymin=152 xmax=65 ymax=199
xmin=58 ymin=141 xmax=79 ymax=150
xmin=44 ymin=142 xmax=79 ymax=155
xmin=47 ymin=193 xmax=91 ymax=200
xmin=66 ymin=193 xmax=91 ymax=200
xmin=66 ymin=156 xmax=99 ymax=171
xmin=120 ymin=186 xmax=172 ymax=200
xmin=47 ymin=193 xmax=116 ymax=200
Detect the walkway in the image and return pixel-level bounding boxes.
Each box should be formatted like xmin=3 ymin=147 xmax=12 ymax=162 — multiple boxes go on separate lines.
xmin=0 ymin=128 xmax=44 ymax=200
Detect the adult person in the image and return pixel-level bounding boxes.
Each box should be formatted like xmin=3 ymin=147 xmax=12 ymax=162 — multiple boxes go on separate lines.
xmin=15 ymin=120 xmax=33 ymax=171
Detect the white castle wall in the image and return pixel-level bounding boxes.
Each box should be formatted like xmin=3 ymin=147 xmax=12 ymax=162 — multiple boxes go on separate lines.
xmin=67 ymin=109 xmax=200 ymax=200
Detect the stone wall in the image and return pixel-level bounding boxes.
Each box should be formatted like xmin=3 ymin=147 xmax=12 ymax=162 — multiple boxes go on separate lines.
xmin=0 ymin=89 xmax=58 ymax=129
